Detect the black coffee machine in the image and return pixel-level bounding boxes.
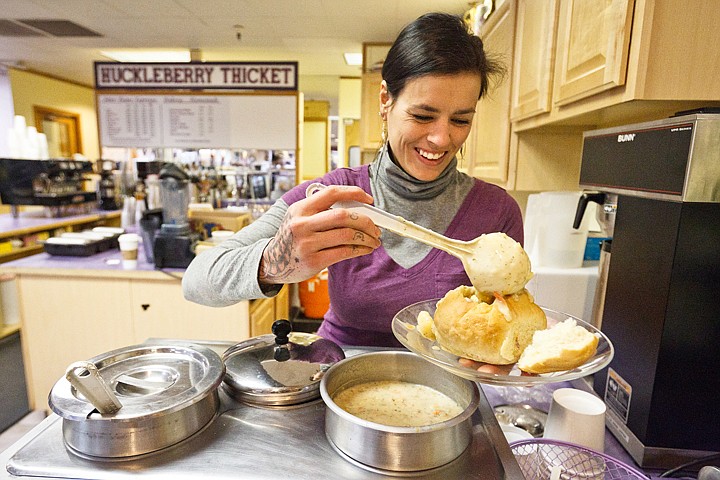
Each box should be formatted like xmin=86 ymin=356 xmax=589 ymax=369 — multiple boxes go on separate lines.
xmin=97 ymin=160 xmax=119 ymax=211
xmin=579 ymin=112 xmax=720 ymax=469
xmin=0 ymin=158 xmax=97 ymax=217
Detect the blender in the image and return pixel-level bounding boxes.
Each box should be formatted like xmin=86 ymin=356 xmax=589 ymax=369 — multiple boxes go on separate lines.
xmin=152 ymin=163 xmax=198 ymax=268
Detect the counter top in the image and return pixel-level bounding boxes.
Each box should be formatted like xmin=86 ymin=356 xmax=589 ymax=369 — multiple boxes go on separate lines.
xmin=0 ymin=210 xmax=121 ymax=240
xmin=0 ymin=243 xmax=184 ymax=281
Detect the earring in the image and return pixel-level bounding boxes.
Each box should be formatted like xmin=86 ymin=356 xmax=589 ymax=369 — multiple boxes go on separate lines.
xmin=458 ymin=144 xmax=465 ymax=169
xmin=381 ymin=120 xmax=388 ymax=144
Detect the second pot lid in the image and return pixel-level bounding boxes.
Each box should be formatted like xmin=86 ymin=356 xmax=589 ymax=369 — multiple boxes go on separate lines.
xmin=222 ymin=320 xmax=345 ymax=406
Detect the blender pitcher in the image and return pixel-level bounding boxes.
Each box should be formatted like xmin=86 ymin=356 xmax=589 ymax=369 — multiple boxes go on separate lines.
xmin=159 ymin=163 xmax=191 ymax=225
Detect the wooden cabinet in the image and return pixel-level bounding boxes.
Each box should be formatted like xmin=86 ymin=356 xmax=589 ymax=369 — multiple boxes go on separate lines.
xmin=249 ymin=296 xmax=275 ymax=337
xmin=131 ymin=279 xmax=250 ymax=342
xmin=511 ymin=0 xmax=720 ymax=131
xmin=249 ymin=285 xmax=290 ymax=337
xmin=300 ymin=100 xmax=330 ymax=182
xmin=463 ymin=0 xmax=516 ymax=187
xmin=359 ymin=72 xmax=383 ymax=152
xmin=510 ymin=0 xmax=559 ymax=121
xmin=13 ymin=272 xmax=253 ymax=411
xmin=553 ymin=0 xmax=635 ymax=106
xmin=16 ymin=276 xmax=136 ymax=410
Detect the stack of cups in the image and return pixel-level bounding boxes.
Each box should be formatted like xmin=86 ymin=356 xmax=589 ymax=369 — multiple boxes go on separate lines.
xmin=118 ymin=233 xmax=140 ymax=269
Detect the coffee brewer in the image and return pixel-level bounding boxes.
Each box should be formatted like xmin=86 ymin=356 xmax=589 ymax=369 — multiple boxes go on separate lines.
xmin=579 ymin=112 xmax=720 ymax=468
xmin=0 ymin=158 xmax=97 ymax=217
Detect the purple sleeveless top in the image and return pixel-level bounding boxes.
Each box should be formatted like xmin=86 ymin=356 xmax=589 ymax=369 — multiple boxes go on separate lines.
xmin=282 ymin=165 xmax=524 ymax=347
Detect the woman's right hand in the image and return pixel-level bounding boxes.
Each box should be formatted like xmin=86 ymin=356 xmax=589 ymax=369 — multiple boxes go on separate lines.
xmin=258 ymin=185 xmax=382 ymax=286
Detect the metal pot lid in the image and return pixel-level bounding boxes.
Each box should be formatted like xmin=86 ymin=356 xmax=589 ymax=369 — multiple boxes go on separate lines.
xmin=222 ymin=320 xmax=345 ymax=406
xmin=49 ymin=343 xmax=225 ymax=421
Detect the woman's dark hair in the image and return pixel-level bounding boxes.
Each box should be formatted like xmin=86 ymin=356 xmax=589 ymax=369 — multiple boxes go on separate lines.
xmin=381 ymin=12 xmax=504 ymax=101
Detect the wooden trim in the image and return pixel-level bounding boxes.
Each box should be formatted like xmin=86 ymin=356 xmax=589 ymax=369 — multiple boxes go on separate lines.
xmin=33 ymin=105 xmax=83 ymax=155
xmin=19 ymin=66 xmax=93 ymax=89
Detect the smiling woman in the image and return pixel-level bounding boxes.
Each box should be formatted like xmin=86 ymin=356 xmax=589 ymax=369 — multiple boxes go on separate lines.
xmin=182 ymin=12 xmax=525 ymax=349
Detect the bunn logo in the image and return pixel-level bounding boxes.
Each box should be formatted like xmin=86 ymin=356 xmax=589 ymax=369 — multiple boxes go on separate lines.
xmin=617 ymin=134 xmax=636 ymax=142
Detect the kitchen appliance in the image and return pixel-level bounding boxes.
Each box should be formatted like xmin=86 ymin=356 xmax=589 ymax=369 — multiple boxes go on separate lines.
xmin=1 ymin=341 xmax=526 ymax=480
xmin=96 ymin=160 xmax=119 ymax=211
xmin=579 ymin=112 xmax=720 ymax=468
xmin=153 ymin=163 xmax=198 ymax=268
xmin=0 ymin=158 xmax=97 ymax=217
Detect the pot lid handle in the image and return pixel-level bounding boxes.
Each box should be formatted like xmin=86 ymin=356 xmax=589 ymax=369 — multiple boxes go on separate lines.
xmin=273 ymin=319 xmax=292 ymax=362
xmin=65 ymin=361 xmax=123 ymax=414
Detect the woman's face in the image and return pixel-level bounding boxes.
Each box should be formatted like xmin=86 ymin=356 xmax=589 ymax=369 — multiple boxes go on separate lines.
xmin=380 ymin=73 xmax=481 ymax=181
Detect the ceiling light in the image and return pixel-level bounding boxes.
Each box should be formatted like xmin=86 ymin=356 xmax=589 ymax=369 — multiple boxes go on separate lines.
xmin=343 ymin=52 xmax=362 ymax=66
xmin=100 ymin=50 xmax=191 ymax=63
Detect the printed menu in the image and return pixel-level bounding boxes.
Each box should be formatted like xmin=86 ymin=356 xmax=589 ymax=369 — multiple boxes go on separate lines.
xmin=98 ymin=94 xmax=296 ymax=149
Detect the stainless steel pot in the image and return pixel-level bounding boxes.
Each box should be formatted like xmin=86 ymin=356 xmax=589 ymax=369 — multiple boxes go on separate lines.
xmin=320 ymin=351 xmax=480 ymax=472
xmin=49 ymin=343 xmax=224 ymax=459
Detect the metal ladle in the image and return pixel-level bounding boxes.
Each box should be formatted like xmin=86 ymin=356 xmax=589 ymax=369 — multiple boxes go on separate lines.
xmin=305 ymin=183 xmax=532 ymax=295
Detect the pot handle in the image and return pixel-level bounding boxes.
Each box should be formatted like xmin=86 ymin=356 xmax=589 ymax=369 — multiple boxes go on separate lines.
xmin=65 ymin=361 xmax=123 ymax=414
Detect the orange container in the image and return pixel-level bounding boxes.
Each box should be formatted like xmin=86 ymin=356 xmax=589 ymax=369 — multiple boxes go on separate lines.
xmin=298 ymin=269 xmax=330 ymax=319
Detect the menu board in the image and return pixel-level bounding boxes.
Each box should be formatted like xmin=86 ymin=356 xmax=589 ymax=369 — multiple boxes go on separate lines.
xmin=98 ymin=94 xmax=297 ymax=150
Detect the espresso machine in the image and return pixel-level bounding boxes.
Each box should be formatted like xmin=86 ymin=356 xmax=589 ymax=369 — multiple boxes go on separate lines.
xmin=0 ymin=158 xmax=97 ymax=217
xmin=578 ymin=112 xmax=720 ymax=468
xmin=152 ymin=163 xmax=198 ymax=268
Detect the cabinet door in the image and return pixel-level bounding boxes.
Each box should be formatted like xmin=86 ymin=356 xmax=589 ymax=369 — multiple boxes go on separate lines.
xmin=359 ymin=72 xmax=383 ymax=152
xmin=249 ymin=297 xmax=275 ymax=337
xmin=510 ymin=0 xmax=560 ymax=121
xmin=17 ymin=276 xmax=134 ymax=410
xmin=553 ymin=0 xmax=635 ymax=106
xmin=465 ymin=0 xmax=516 ymax=185
xmin=130 ymin=279 xmax=250 ymax=343
xmin=275 ymin=285 xmax=289 ymax=321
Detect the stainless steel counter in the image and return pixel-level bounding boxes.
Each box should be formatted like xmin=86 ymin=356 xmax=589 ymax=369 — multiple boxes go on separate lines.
xmin=0 ymin=344 xmax=526 ymax=479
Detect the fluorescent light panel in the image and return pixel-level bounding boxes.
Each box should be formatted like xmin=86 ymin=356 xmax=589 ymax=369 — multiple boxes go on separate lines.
xmin=343 ymin=52 xmax=362 ymax=66
xmin=100 ymin=50 xmax=191 ymax=63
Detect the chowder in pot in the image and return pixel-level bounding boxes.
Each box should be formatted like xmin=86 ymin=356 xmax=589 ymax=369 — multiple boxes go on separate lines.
xmin=320 ymin=351 xmax=480 ymax=472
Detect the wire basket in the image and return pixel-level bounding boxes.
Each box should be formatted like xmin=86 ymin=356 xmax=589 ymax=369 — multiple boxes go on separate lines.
xmin=510 ymin=438 xmax=649 ymax=480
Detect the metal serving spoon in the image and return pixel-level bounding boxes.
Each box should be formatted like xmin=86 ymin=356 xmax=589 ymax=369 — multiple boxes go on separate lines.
xmin=305 ymin=183 xmax=532 ymax=294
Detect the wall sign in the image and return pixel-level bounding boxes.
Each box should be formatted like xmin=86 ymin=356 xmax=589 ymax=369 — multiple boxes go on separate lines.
xmin=94 ymin=62 xmax=298 ymax=91
xmin=97 ymin=94 xmax=297 ymax=150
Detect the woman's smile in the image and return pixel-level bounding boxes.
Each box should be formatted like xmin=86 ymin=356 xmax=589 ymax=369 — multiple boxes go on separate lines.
xmin=381 ymin=72 xmax=482 ymax=181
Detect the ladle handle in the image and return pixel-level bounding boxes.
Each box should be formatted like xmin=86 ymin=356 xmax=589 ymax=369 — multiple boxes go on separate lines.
xmin=65 ymin=361 xmax=122 ymax=414
xmin=305 ymin=183 xmax=469 ymax=258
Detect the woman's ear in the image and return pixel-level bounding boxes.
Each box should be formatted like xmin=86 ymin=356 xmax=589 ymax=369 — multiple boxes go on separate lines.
xmin=379 ymin=80 xmax=391 ymax=119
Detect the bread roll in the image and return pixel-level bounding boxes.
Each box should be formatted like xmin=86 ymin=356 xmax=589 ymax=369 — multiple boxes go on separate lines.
xmin=431 ymin=286 xmax=547 ymax=365
xmin=517 ymin=319 xmax=599 ymax=374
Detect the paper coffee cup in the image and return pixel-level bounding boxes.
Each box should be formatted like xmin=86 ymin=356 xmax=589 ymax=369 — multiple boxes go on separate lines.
xmin=118 ymin=233 xmax=139 ymax=261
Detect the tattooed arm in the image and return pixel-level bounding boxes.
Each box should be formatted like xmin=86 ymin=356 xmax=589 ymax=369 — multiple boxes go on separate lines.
xmin=183 ymin=185 xmax=381 ymax=307
xmin=258 ymin=184 xmax=381 ymax=285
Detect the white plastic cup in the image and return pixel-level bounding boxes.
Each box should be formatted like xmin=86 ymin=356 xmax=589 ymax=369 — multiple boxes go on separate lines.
xmin=543 ymin=388 xmax=606 ymax=452
xmin=210 ymin=230 xmax=234 ymax=244
xmin=118 ymin=233 xmax=140 ymax=261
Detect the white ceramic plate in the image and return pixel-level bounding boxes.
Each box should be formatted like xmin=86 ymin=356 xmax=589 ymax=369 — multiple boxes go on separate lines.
xmin=391 ymin=299 xmax=614 ymax=387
